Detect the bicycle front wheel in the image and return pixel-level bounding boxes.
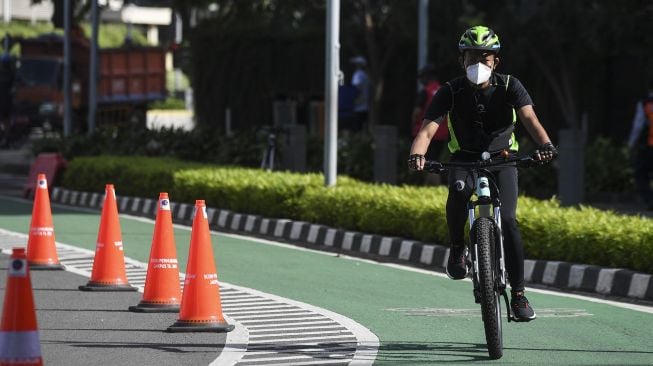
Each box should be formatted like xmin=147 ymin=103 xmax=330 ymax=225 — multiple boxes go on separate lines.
xmin=474 ymin=217 xmax=503 ymax=360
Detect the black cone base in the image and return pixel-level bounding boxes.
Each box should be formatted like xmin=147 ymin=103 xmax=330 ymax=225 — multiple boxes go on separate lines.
xmin=79 ymin=282 xmax=138 ymax=292
xmin=29 ymin=262 xmax=65 ymax=270
xmin=129 ymin=303 xmax=180 ymax=313
xmin=166 ymin=320 xmax=234 ymax=333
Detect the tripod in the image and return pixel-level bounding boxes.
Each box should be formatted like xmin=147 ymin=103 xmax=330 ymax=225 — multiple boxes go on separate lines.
xmin=260 ymin=130 xmax=278 ymax=171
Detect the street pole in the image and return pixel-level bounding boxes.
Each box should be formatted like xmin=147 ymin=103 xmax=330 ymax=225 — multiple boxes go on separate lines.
xmin=88 ymin=0 xmax=99 ymax=134
xmin=63 ymin=0 xmax=72 ymax=137
xmin=324 ymin=0 xmax=340 ymax=187
xmin=174 ymin=12 xmax=182 ymax=94
xmin=417 ymin=0 xmax=428 ymax=78
xmin=3 ymin=0 xmax=10 ymax=23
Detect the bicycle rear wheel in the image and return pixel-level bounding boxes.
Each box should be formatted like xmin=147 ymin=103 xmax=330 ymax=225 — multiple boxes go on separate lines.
xmin=473 ymin=217 xmax=503 ymax=360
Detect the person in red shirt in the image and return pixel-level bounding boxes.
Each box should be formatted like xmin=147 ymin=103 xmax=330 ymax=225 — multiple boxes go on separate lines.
xmin=412 ymin=64 xmax=448 ymax=170
xmin=413 ymin=64 xmax=441 ymax=137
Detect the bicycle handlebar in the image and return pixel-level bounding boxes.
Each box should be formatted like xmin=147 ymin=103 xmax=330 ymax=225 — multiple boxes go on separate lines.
xmin=424 ymin=154 xmax=541 ymax=173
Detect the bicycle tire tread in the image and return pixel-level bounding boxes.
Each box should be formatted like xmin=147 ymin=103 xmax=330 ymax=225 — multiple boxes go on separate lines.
xmin=475 ymin=217 xmax=503 ymax=359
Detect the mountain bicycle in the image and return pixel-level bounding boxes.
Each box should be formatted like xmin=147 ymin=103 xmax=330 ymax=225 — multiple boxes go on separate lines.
xmin=424 ymin=151 xmax=541 ymax=360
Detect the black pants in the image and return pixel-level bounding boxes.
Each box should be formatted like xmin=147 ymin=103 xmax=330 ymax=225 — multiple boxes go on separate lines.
xmin=634 ymin=146 xmax=653 ymax=206
xmin=446 ymin=165 xmax=525 ymax=292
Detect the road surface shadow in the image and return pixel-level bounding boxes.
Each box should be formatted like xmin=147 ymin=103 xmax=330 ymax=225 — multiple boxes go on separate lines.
xmin=374 ymin=341 xmax=653 ymax=363
xmin=41 ymin=339 xmax=225 ymax=354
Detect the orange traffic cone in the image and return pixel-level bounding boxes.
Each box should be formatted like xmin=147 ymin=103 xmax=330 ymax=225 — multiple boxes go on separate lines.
xmin=79 ymin=184 xmax=137 ymax=292
xmin=167 ymin=200 xmax=233 ymax=333
xmin=26 ymin=173 xmax=64 ymax=270
xmin=0 ymin=248 xmax=43 ymax=366
xmin=129 ymin=193 xmax=182 ymax=312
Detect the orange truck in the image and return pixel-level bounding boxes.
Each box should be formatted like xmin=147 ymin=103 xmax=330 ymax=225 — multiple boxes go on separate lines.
xmin=12 ymin=33 xmax=166 ymax=134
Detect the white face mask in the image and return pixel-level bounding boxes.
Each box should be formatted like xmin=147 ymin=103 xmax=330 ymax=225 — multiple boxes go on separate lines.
xmin=466 ymin=62 xmax=493 ymax=85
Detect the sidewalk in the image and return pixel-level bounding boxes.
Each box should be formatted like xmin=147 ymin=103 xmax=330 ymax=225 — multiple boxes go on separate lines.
xmin=0 ymin=145 xmax=33 ymax=175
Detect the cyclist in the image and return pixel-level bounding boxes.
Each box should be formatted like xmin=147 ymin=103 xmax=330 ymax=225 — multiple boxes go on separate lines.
xmin=407 ymin=26 xmax=557 ymax=322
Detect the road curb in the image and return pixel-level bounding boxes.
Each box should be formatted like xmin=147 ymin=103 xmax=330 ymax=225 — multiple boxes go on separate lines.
xmin=51 ymin=187 xmax=653 ymax=302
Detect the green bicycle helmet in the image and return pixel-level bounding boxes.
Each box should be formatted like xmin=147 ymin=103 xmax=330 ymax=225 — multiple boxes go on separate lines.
xmin=458 ymin=25 xmax=500 ymax=54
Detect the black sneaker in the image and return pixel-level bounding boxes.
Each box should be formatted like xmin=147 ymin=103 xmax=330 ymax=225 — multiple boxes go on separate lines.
xmin=511 ymin=291 xmax=536 ymax=322
xmin=446 ymin=245 xmax=468 ymax=280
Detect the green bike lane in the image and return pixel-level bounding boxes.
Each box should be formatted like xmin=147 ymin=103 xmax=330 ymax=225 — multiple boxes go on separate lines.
xmin=1 ymin=196 xmax=652 ymax=365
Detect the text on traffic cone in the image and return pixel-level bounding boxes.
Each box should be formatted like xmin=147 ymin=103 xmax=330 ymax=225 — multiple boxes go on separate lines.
xmin=129 ymin=193 xmax=182 ymax=312
xmin=0 ymin=248 xmax=43 ymax=366
xmin=167 ymin=200 xmax=233 ymax=332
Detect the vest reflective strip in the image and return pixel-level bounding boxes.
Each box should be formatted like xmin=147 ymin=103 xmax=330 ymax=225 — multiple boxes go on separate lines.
xmin=447 ymin=111 xmax=461 ymax=153
xmin=447 ymin=110 xmax=519 ymax=153
xmin=506 ymin=76 xmax=521 ymax=151
xmin=510 ymin=108 xmax=519 ymax=151
xmin=0 ymin=331 xmax=41 ymax=359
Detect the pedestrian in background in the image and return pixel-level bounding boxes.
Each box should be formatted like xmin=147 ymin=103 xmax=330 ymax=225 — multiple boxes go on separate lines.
xmin=627 ymin=80 xmax=653 ymax=210
xmin=350 ymin=56 xmax=369 ymax=133
xmin=412 ymin=63 xmax=448 ymax=161
xmin=338 ymin=72 xmax=359 ymax=135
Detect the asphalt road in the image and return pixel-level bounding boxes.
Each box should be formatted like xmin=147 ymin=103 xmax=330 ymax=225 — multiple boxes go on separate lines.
xmin=0 ymin=253 xmax=227 ymax=366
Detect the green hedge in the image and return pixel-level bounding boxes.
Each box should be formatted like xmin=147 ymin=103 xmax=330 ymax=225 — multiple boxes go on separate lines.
xmin=62 ymin=156 xmax=653 ymax=273
xmin=173 ymin=168 xmax=356 ymax=219
xmin=61 ymin=156 xmax=200 ymax=197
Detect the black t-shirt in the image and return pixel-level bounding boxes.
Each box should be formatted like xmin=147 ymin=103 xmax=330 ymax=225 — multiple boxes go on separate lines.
xmin=424 ymin=73 xmax=533 ymax=153
xmin=424 ymin=74 xmax=533 ymax=123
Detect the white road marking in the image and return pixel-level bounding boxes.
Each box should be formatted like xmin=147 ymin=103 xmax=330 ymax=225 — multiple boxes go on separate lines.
xmin=385 ymin=307 xmax=593 ymax=318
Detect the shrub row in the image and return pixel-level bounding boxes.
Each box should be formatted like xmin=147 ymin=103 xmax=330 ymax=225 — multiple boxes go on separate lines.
xmin=62 ymin=156 xmax=653 ymax=273
xmin=38 ymin=124 xmax=637 ymax=195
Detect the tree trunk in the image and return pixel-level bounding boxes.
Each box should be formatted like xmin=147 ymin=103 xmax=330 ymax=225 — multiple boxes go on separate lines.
xmin=530 ymin=47 xmax=578 ymax=129
xmin=360 ymin=0 xmax=396 ymax=132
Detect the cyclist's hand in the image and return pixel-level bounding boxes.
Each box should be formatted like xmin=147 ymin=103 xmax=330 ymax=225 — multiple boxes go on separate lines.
xmin=408 ymin=154 xmax=425 ymax=171
xmin=533 ymin=142 xmax=558 ymax=163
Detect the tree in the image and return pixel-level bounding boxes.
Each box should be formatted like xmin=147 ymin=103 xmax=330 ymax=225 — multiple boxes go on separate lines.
xmin=340 ymin=0 xmax=414 ymax=131
xmin=485 ymin=0 xmax=653 ymax=133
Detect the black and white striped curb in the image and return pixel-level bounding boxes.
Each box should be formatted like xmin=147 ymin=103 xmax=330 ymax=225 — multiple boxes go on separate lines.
xmin=0 ymin=228 xmax=378 ymax=366
xmin=51 ymin=187 xmax=653 ymax=302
